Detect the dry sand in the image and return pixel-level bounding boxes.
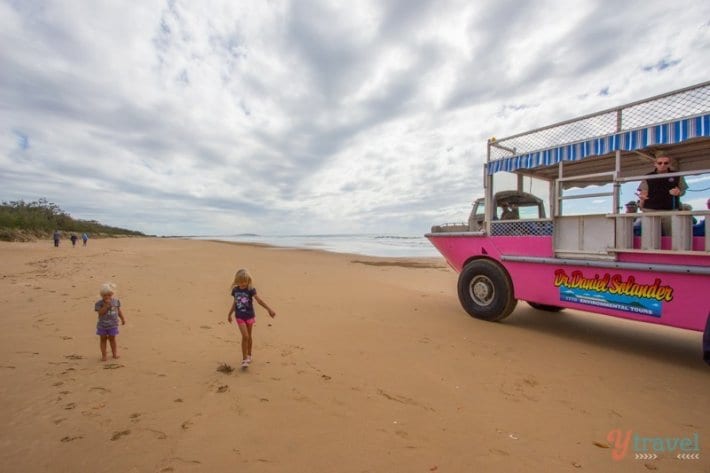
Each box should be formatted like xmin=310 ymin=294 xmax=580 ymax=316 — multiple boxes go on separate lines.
xmin=0 ymin=237 xmax=708 ymax=473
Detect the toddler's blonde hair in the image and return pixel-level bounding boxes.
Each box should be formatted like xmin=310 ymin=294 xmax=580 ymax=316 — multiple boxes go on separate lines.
xmin=231 ymin=269 xmax=253 ymax=289
xmin=100 ymin=282 xmax=117 ymax=296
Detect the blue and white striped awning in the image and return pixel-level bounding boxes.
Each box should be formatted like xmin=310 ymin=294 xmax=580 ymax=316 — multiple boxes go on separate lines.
xmin=487 ymin=114 xmax=710 ymax=175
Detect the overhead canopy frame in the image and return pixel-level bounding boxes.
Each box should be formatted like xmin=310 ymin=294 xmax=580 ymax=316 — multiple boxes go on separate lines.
xmin=486 ymin=81 xmax=710 ymax=183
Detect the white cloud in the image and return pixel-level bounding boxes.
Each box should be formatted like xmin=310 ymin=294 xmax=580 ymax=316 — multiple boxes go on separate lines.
xmin=1 ymin=0 xmax=708 ymax=236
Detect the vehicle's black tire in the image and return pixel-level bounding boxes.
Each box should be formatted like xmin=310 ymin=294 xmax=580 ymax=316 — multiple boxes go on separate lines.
xmin=527 ymin=302 xmax=564 ymax=312
xmin=457 ymin=259 xmax=517 ymax=321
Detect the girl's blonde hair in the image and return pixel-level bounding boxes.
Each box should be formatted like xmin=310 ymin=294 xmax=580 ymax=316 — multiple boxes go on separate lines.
xmin=100 ymin=282 xmax=117 ymax=296
xmin=231 ymin=269 xmax=253 ymax=289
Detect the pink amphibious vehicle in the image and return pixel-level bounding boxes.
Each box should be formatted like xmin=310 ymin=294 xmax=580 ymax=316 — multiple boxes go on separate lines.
xmin=427 ymin=82 xmax=710 ymax=363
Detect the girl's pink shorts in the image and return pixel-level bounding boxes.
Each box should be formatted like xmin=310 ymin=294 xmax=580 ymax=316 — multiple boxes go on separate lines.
xmin=236 ymin=318 xmax=255 ymax=326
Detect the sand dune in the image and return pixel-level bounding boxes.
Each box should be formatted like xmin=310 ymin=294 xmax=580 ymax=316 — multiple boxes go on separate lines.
xmin=0 ymin=238 xmax=707 ymax=472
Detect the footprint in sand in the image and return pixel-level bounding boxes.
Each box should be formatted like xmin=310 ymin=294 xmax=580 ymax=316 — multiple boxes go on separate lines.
xmin=522 ymin=377 xmax=539 ymax=387
xmin=60 ymin=435 xmax=83 ymax=442
xmin=111 ymin=430 xmax=130 ymax=441
xmin=80 ymin=402 xmax=106 ymax=417
xmin=280 ymin=345 xmax=304 ymax=357
xmin=489 ymin=448 xmax=510 ymax=456
xmin=216 ymin=363 xmax=234 ymax=374
xmin=499 ymin=377 xmax=540 ymax=402
xmin=64 ymin=354 xmax=83 ymax=360
xmin=165 ymin=458 xmax=202 ymax=467
xmin=103 ymin=363 xmax=124 ymax=370
xmin=217 ymin=385 xmax=229 ymax=393
xmin=181 ymin=414 xmax=202 ymax=430
xmin=377 ymin=389 xmax=435 ymax=412
xmin=143 ymin=428 xmax=167 ymax=440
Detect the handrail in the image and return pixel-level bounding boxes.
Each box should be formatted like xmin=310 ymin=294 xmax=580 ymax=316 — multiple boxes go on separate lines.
xmin=557 ymin=171 xmax=615 ymax=182
xmin=617 ymin=168 xmax=710 ymax=183
xmin=608 ymin=210 xmax=710 ymax=217
xmin=560 ymin=191 xmax=613 ymax=201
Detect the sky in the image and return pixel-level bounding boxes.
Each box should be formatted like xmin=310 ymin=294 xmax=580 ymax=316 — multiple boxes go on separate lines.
xmin=1 ymin=0 xmax=709 ymax=236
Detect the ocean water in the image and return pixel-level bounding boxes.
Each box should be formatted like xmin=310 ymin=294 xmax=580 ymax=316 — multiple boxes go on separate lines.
xmin=191 ymin=233 xmax=440 ymax=258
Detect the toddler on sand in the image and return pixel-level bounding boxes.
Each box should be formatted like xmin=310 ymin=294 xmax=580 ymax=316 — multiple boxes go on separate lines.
xmin=94 ymin=282 xmax=126 ymax=361
xmin=227 ymin=269 xmax=276 ymax=368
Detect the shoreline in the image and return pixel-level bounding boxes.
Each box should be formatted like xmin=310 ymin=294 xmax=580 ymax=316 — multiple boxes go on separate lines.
xmin=201 ymin=237 xmax=448 ymax=267
xmin=187 ymin=233 xmax=439 ymax=259
xmin=1 ymin=237 xmax=707 ymax=472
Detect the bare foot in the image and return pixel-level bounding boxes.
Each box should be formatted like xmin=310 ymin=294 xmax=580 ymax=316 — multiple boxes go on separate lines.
xmin=112 ymin=355 xmax=121 ymax=359
xmin=101 ymin=355 xmax=108 ymax=361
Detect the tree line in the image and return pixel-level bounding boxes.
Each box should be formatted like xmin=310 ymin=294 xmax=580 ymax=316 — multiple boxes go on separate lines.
xmin=0 ymin=198 xmax=145 ymax=241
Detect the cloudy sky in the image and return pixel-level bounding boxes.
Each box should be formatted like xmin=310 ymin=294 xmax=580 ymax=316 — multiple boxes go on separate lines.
xmin=1 ymin=0 xmax=709 ymax=236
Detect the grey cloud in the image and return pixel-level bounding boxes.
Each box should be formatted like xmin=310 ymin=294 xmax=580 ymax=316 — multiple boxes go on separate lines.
xmin=442 ymin=0 xmax=671 ymax=109
xmin=285 ymin=2 xmax=371 ymax=101
xmin=443 ymin=1 xmax=540 ymax=109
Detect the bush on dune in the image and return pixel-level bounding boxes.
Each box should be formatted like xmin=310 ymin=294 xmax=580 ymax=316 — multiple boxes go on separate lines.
xmin=0 ymin=198 xmax=145 ymax=241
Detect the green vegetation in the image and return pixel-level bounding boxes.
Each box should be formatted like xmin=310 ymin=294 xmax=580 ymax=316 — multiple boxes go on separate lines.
xmin=0 ymin=198 xmax=145 ymax=241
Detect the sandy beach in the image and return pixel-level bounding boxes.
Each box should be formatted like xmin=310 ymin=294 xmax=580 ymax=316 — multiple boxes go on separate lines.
xmin=0 ymin=237 xmax=707 ymax=473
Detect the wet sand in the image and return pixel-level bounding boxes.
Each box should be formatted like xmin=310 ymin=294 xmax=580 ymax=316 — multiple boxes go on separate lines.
xmin=0 ymin=237 xmax=707 ymax=472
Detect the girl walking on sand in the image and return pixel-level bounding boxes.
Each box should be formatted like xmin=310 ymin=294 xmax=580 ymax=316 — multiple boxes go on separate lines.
xmin=94 ymin=282 xmax=126 ymax=361
xmin=228 ymin=269 xmax=276 ymax=368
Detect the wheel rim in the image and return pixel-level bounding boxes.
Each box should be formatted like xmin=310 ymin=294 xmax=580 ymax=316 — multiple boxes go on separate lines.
xmin=469 ymin=275 xmax=494 ymax=306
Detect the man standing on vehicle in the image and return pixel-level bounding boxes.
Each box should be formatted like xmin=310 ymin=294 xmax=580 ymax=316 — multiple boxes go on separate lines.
xmin=638 ymin=151 xmax=687 ymax=210
xmin=637 ymin=151 xmax=687 ymax=235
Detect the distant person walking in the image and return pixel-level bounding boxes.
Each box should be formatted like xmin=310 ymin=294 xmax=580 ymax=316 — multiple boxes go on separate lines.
xmin=82 ymin=233 xmax=89 ymax=246
xmin=70 ymin=234 xmax=78 ymax=247
xmin=53 ymin=230 xmax=61 ymax=247
xmin=94 ymin=282 xmax=126 ymax=361
xmin=227 ymin=269 xmax=276 ymax=368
